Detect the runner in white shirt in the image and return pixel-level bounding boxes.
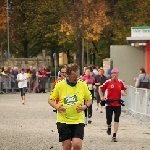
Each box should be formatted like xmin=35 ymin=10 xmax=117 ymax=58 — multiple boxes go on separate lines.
xmin=17 ymin=69 xmax=28 ymax=104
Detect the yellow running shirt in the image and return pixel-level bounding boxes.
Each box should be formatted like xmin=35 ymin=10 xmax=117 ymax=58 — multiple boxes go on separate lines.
xmin=49 ymin=79 xmax=92 ymax=124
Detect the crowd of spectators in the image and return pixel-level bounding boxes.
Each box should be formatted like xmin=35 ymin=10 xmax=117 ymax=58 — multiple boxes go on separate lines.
xmin=0 ymin=64 xmax=112 ymax=94
xmin=0 ymin=65 xmax=51 ymax=93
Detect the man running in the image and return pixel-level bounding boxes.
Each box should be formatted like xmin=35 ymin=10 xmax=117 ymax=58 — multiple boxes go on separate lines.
xmin=17 ymin=69 xmax=28 ymax=105
xmin=53 ymin=67 xmax=67 ymax=112
xmin=99 ymin=68 xmax=127 ymax=142
xmin=95 ymin=68 xmax=107 ymax=113
xmin=48 ymin=64 xmax=92 ymax=150
xmin=53 ymin=67 xmax=67 ymax=88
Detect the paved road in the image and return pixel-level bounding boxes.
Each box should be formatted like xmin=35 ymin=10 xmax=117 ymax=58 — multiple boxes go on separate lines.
xmin=0 ymin=93 xmax=150 ymax=150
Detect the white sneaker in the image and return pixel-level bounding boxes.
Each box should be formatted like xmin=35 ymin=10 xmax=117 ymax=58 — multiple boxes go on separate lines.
xmin=84 ymin=117 xmax=87 ymax=125
xmin=22 ymin=100 xmax=25 ymax=105
xmin=95 ymin=106 xmax=98 ymax=111
xmin=100 ymin=110 xmax=103 ymax=113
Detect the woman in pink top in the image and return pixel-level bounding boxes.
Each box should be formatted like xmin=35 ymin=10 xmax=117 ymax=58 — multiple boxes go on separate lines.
xmin=81 ymin=67 xmax=95 ymax=124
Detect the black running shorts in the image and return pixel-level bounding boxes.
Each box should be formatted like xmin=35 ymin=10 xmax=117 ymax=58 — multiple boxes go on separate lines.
xmin=56 ymin=123 xmax=85 ymax=142
xmin=106 ymin=106 xmax=121 ymax=125
xmin=20 ymin=87 xmax=26 ymax=96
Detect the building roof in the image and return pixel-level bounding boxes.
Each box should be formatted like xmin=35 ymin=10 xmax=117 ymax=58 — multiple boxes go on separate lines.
xmin=126 ymin=37 xmax=150 ymax=43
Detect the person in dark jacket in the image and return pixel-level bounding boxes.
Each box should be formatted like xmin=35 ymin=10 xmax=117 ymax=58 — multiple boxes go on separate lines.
xmin=135 ymin=68 xmax=150 ymax=89
xmin=95 ymin=68 xmax=107 ymax=113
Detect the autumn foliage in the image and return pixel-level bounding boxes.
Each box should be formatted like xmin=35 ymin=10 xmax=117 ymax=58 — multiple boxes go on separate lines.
xmin=0 ymin=0 xmax=150 ymax=60
xmin=0 ymin=1 xmax=6 ymax=33
xmin=60 ymin=0 xmax=109 ymax=41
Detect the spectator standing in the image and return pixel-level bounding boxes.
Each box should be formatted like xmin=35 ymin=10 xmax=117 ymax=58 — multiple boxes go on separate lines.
xmin=0 ymin=67 xmax=3 ymax=93
xmin=8 ymin=67 xmax=16 ymax=93
xmin=30 ymin=66 xmax=36 ymax=91
xmin=92 ymin=65 xmax=98 ymax=77
xmin=135 ymin=68 xmax=150 ymax=89
xmin=44 ymin=65 xmax=51 ymax=78
xmin=38 ymin=66 xmax=47 ymax=93
xmin=44 ymin=65 xmax=51 ymax=91
xmin=27 ymin=69 xmax=32 ymax=92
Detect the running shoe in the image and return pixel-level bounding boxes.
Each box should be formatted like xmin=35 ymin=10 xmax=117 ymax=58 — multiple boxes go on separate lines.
xmin=88 ymin=119 xmax=92 ymax=124
xmin=95 ymin=106 xmax=98 ymax=111
xmin=22 ymin=100 xmax=25 ymax=105
xmin=53 ymin=109 xmax=57 ymax=113
xmin=84 ymin=117 xmax=87 ymax=125
xmin=106 ymin=128 xmax=111 ymax=135
xmin=112 ymin=137 xmax=117 ymax=142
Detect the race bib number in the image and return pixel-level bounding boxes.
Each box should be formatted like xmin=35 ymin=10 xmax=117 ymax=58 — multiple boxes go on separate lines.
xmin=88 ymin=84 xmax=93 ymax=90
xmin=63 ymin=95 xmax=83 ymax=120
xmin=64 ymin=95 xmax=78 ymax=106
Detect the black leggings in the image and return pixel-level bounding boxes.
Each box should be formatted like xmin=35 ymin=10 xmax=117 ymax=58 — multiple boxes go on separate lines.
xmin=95 ymin=91 xmax=105 ymax=106
xmin=84 ymin=90 xmax=94 ymax=118
xmin=20 ymin=87 xmax=26 ymax=96
xmin=106 ymin=106 xmax=121 ymax=125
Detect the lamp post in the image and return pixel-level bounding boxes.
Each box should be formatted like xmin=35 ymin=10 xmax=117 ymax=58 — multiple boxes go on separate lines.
xmin=6 ymin=0 xmax=10 ymax=58
xmin=6 ymin=0 xmax=13 ymax=58
xmin=87 ymin=42 xmax=88 ymax=66
xmin=53 ymin=53 xmax=57 ymax=80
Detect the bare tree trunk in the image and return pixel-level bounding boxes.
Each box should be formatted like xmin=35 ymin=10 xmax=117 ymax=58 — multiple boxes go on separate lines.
xmin=93 ymin=53 xmax=96 ymax=65
xmin=67 ymin=50 xmax=70 ymax=64
xmin=90 ymin=52 xmax=92 ymax=65
xmin=82 ymin=37 xmax=84 ymax=72
xmin=22 ymin=40 xmax=29 ymax=58
xmin=76 ymin=36 xmax=83 ymax=74
xmin=50 ymin=50 xmax=54 ymax=67
xmin=56 ymin=52 xmax=59 ymax=67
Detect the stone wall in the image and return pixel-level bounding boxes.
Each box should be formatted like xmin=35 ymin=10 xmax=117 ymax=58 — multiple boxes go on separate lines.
xmin=1 ymin=57 xmax=112 ymax=74
xmin=0 ymin=58 xmax=50 ymax=69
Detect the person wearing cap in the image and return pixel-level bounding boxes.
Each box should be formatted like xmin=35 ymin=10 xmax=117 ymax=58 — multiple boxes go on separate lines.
xmin=99 ymin=68 xmax=127 ymax=142
xmin=17 ymin=69 xmax=28 ymax=104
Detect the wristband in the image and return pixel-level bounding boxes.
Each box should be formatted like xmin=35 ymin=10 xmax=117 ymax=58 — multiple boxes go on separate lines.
xmin=85 ymin=104 xmax=88 ymax=108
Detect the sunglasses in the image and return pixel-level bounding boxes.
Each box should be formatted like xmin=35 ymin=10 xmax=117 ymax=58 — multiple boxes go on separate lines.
xmin=61 ymin=72 xmax=66 ymax=73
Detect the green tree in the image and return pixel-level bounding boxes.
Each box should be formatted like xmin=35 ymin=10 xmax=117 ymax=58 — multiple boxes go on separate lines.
xmin=104 ymin=0 xmax=150 ymax=45
xmin=10 ymin=0 xmax=64 ymax=58
xmin=60 ymin=0 xmax=109 ymax=72
xmin=0 ymin=0 xmax=6 ymax=57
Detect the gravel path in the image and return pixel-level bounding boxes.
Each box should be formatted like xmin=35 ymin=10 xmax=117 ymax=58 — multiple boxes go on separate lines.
xmin=0 ymin=93 xmax=150 ymax=150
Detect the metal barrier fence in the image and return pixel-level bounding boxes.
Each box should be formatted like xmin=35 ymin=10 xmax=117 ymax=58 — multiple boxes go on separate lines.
xmin=1 ymin=76 xmax=150 ymax=126
xmin=122 ymin=85 xmax=150 ymax=127
xmin=0 ymin=74 xmax=56 ymax=94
